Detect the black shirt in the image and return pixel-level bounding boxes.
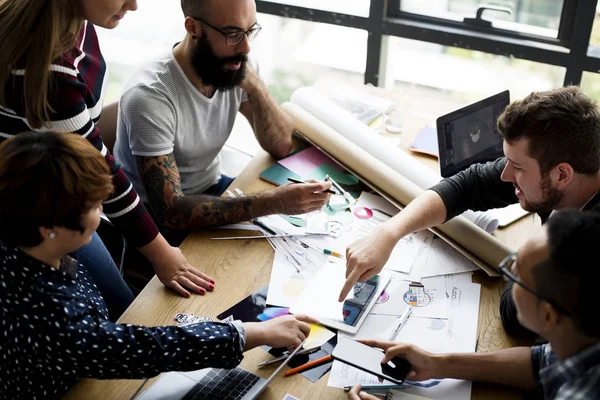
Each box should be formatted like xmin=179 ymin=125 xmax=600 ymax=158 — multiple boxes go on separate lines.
xmin=430 ymin=157 xmax=600 ymax=222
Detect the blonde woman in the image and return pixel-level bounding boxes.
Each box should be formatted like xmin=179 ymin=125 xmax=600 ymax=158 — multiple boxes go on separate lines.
xmin=0 ymin=0 xmax=214 ymax=320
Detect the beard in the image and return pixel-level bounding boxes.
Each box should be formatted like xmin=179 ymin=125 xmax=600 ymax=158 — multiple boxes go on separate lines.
xmin=190 ymin=31 xmax=247 ymax=91
xmin=520 ymin=174 xmax=564 ymax=213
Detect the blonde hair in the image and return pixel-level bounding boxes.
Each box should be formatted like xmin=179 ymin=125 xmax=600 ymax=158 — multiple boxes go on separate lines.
xmin=0 ymin=0 xmax=83 ymax=128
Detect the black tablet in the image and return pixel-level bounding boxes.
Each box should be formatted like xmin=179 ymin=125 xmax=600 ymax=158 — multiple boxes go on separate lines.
xmin=436 ymin=90 xmax=509 ymax=178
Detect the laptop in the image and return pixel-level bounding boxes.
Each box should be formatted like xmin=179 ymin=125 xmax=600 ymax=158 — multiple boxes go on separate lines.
xmin=436 ymin=91 xmax=529 ymax=227
xmin=136 ymin=340 xmax=306 ymax=400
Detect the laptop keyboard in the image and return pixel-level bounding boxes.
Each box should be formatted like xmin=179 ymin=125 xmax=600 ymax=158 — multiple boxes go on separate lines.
xmin=182 ymin=367 xmax=261 ymax=400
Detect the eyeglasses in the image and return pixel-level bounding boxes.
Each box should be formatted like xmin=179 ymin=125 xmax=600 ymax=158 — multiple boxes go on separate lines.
xmin=498 ymin=252 xmax=571 ymax=316
xmin=192 ymin=17 xmax=262 ymax=46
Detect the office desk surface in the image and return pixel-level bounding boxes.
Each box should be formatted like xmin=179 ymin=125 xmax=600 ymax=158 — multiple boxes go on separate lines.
xmin=64 ymin=142 xmax=538 ymax=399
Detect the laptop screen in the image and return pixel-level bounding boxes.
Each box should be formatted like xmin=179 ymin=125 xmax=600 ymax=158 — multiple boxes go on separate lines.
xmin=436 ymin=91 xmax=509 ymax=178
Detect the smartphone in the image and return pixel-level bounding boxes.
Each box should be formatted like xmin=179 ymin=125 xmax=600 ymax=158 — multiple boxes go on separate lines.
xmin=331 ymin=337 xmax=411 ymax=385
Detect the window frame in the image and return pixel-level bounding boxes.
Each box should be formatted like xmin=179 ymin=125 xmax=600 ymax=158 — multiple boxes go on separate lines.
xmin=256 ymin=0 xmax=599 ymax=87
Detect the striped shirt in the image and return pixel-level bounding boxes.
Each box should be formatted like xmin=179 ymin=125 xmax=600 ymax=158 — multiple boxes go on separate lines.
xmin=0 ymin=22 xmax=158 ymax=247
xmin=532 ymin=342 xmax=600 ymax=399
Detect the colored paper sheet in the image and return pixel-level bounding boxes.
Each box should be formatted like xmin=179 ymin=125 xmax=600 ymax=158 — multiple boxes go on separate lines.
xmin=278 ymin=146 xmax=344 ymax=178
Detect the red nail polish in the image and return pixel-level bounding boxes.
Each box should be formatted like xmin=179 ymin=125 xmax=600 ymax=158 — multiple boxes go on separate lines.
xmin=209 ymin=284 xmax=214 ymax=290
xmin=185 ymin=292 xmax=190 ymax=298
xmin=210 ymin=279 xmax=215 ymax=284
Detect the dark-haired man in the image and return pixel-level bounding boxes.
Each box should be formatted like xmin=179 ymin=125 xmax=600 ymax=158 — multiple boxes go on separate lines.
xmin=114 ymin=0 xmax=331 ymax=243
xmin=339 ymin=86 xmax=600 ymax=338
xmin=348 ymin=210 xmax=600 ymax=400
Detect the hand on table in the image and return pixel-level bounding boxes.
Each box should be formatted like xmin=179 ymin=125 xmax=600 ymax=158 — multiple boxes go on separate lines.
xmin=153 ymin=245 xmax=215 ymax=298
xmin=244 ymin=315 xmax=319 ymax=351
xmin=268 ymin=180 xmax=333 ymax=215
xmin=338 ymin=231 xmax=396 ymax=301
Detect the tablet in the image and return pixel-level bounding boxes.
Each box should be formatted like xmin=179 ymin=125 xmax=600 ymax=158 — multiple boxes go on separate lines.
xmin=436 ymin=90 xmax=509 ymax=178
xmin=289 ymin=260 xmax=391 ymax=334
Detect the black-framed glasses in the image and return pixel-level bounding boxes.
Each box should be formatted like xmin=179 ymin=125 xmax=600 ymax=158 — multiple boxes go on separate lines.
xmin=192 ymin=16 xmax=262 ymax=46
xmin=498 ymin=252 xmax=571 ymax=316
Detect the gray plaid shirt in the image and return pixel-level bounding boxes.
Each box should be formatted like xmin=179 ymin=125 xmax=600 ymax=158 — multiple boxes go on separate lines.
xmin=532 ymin=342 xmax=600 ymax=399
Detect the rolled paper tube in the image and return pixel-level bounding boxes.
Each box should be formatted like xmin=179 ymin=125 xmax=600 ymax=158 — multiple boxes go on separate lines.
xmin=281 ymin=101 xmax=512 ymax=275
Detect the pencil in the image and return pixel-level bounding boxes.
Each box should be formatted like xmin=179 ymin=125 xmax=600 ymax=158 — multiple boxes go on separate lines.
xmin=323 ymin=249 xmax=345 ymax=259
xmin=287 ymin=177 xmax=337 ymax=195
xmin=343 ymin=384 xmax=403 ymax=391
xmin=284 ymin=354 xmax=333 ymax=376
xmin=252 ymin=219 xmax=276 ymax=235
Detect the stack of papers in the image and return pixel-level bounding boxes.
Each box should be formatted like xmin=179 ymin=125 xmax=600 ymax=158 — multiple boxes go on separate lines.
xmin=329 ymin=273 xmax=480 ymax=399
xmin=258 ymin=192 xmax=482 ymax=399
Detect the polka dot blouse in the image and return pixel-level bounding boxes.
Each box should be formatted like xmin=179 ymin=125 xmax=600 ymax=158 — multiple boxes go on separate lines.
xmin=0 ymin=243 xmax=245 ymax=399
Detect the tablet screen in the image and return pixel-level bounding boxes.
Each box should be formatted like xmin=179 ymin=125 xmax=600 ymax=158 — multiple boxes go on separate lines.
xmin=342 ymin=276 xmax=380 ymax=326
xmin=437 ymin=91 xmax=508 ymax=177
xmin=289 ymin=262 xmax=389 ymax=332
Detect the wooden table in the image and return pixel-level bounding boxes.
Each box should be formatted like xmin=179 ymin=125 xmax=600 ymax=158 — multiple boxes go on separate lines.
xmin=65 ymin=84 xmax=540 ymax=400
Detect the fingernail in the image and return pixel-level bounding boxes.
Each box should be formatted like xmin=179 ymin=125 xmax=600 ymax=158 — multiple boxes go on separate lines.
xmin=185 ymin=292 xmax=190 ymax=298
xmin=210 ymin=279 xmax=215 ymax=284
xmin=209 ymin=284 xmax=214 ymax=290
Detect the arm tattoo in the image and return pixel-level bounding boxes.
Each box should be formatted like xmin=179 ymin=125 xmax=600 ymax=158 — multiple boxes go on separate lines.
xmin=243 ymin=82 xmax=293 ymax=158
xmin=135 ymin=154 xmax=254 ymax=231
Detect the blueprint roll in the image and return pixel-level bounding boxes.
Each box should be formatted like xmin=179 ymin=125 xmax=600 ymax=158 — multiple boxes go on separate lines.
xmin=281 ymin=102 xmax=512 ymax=275
xmin=290 ymin=86 xmax=499 ymax=234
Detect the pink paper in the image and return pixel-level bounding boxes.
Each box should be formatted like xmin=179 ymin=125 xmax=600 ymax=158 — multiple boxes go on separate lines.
xmin=278 ymin=146 xmax=344 ymax=178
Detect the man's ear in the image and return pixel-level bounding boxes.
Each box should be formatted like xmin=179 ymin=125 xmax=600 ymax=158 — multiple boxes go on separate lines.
xmin=184 ymin=16 xmax=201 ymax=40
xmin=540 ymin=301 xmax=560 ymax=331
xmin=553 ymin=162 xmax=574 ymax=190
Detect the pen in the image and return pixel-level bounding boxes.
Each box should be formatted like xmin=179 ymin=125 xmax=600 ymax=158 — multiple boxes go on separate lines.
xmin=343 ymin=384 xmax=404 ymax=391
xmin=323 ymin=249 xmax=345 ymax=259
xmin=287 ymin=177 xmax=337 ymax=195
xmin=257 ymin=346 xmax=321 ymax=367
xmin=252 ymin=218 xmax=277 ymax=236
xmin=389 ymin=305 xmax=413 ymax=341
xmin=284 ymin=354 xmax=333 ymax=376
xmin=325 ymin=175 xmax=356 ymax=204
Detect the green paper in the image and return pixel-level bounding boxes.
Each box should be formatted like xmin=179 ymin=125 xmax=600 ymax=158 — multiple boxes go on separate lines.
xmin=259 ymin=163 xmax=301 ymax=186
xmin=307 ymin=164 xmax=359 ymax=186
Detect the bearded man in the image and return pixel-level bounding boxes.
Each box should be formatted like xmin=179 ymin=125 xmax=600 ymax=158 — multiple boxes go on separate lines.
xmin=114 ymin=0 xmax=332 ymax=245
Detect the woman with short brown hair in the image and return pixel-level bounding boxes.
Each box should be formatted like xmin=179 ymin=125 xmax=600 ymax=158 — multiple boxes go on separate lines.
xmin=0 ymin=131 xmax=316 ymax=399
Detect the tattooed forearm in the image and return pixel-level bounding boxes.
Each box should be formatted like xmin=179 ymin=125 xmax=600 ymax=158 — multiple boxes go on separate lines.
xmin=167 ymin=195 xmax=254 ymax=230
xmin=242 ymin=73 xmax=293 ymax=158
xmin=135 ymin=154 xmax=257 ymax=231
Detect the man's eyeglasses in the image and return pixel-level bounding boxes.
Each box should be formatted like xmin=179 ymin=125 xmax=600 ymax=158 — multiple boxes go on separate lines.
xmin=192 ymin=16 xmax=262 ymax=46
xmin=498 ymin=252 xmax=571 ymax=316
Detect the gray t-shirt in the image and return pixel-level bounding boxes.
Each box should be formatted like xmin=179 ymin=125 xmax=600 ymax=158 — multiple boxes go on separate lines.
xmin=114 ymin=47 xmax=251 ymax=204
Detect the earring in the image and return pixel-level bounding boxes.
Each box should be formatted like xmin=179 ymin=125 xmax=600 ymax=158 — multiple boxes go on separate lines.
xmin=48 ymin=232 xmax=56 ymax=240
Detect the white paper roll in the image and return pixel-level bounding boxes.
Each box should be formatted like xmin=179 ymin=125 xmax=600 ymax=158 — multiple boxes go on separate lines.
xmin=282 ymin=102 xmax=509 ymax=275
xmin=290 ymin=87 xmax=499 ymax=233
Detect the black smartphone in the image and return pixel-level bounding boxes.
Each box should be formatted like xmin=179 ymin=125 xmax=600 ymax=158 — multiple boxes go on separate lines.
xmin=331 ymin=337 xmax=411 ymax=385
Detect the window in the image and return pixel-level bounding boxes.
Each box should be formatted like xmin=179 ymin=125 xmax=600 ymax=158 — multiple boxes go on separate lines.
xmin=96 ymin=0 xmax=184 ymax=102
xmin=580 ymin=72 xmax=600 ymax=100
xmin=588 ymin=3 xmax=600 ymax=46
xmin=264 ymin=0 xmax=370 ymax=17
xmin=396 ymin=0 xmax=564 ymax=38
xmin=384 ymin=36 xmax=566 ymax=123
xmin=96 ymin=2 xmax=367 ymax=104
xmin=253 ymin=14 xmax=367 ymax=103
